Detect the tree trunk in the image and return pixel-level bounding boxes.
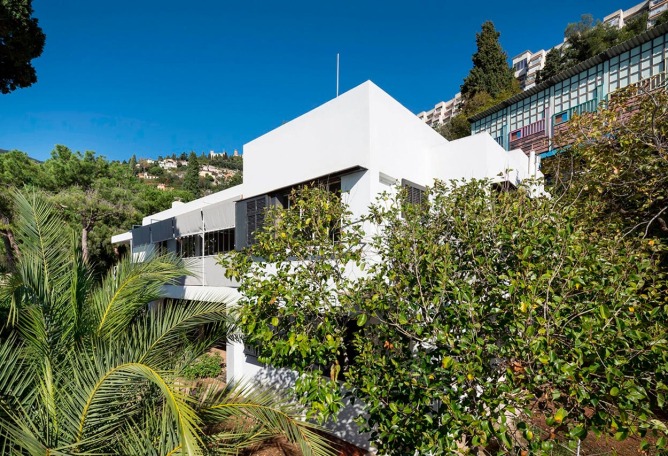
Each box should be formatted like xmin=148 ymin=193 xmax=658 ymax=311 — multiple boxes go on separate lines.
xmin=1 ymin=231 xmax=17 ymax=271
xmin=82 ymin=227 xmax=89 ymax=264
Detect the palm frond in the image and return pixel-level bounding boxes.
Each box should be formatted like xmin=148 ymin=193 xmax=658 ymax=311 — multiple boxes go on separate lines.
xmin=89 ymin=251 xmax=188 ymax=339
xmin=200 ymin=382 xmax=336 ymax=456
xmin=115 ymin=406 xmax=182 ymax=456
xmin=65 ymin=343 xmax=203 ymax=455
xmin=133 ymin=298 xmax=237 ymax=369
xmin=12 ymin=189 xmax=74 ymax=314
xmin=59 ymin=230 xmax=94 ymax=343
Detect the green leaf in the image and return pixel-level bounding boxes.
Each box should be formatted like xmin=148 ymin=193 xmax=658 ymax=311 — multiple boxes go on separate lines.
xmin=356 ymin=313 xmax=368 ymax=327
xmin=570 ymin=425 xmax=586 ymax=439
xmin=554 ymin=408 xmax=568 ymax=424
xmin=599 ymin=304 xmax=611 ymax=319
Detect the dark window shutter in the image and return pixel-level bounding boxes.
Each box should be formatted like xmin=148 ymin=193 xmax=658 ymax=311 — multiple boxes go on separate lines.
xmin=401 ymin=179 xmax=426 ymax=205
xmin=247 ymin=196 xmax=267 ymax=245
xmin=235 ymin=200 xmax=248 ymax=251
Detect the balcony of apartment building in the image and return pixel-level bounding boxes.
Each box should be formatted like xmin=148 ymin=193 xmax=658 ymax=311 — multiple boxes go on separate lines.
xmin=650 ymin=1 xmax=668 ymax=18
xmin=513 ymin=52 xmax=530 ymax=76
xmin=528 ymin=57 xmax=544 ymax=71
xmin=606 ymin=16 xmax=622 ymax=28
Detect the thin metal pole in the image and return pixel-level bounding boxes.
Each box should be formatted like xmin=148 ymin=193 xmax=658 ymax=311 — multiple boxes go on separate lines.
xmin=336 ymin=53 xmax=340 ymax=97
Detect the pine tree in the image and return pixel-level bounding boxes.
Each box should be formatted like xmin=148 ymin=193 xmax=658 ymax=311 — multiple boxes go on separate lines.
xmin=461 ymin=21 xmax=517 ymax=101
xmin=536 ymin=47 xmax=566 ymax=84
xmin=183 ymin=152 xmax=200 ymax=198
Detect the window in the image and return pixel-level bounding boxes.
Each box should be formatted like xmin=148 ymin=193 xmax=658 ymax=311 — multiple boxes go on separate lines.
xmin=510 ymin=129 xmax=522 ymax=140
xmin=156 ymin=240 xmax=170 ymax=254
xmin=204 ymin=228 xmax=235 ymax=255
xmin=178 ymin=234 xmax=202 ymax=258
xmin=554 ymin=111 xmax=569 ymax=125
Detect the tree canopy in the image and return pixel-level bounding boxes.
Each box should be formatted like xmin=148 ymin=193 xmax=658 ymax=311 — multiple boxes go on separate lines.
xmin=222 ymin=180 xmax=667 ymax=454
xmin=0 ymin=0 xmax=45 ymax=94
xmin=547 ymin=85 xmax=668 ymax=239
xmin=537 ymin=13 xmax=651 ymax=83
xmin=438 ymin=21 xmax=520 ymax=141
xmin=0 ymin=146 xmax=198 ymax=276
xmin=461 ymin=21 xmax=518 ymax=101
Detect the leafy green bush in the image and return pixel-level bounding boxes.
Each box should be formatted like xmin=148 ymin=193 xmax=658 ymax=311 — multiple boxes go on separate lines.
xmin=182 ymin=353 xmax=223 ymax=380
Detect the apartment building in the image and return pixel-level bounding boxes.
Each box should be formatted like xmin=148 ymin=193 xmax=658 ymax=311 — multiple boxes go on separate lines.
xmin=112 ymin=80 xmax=542 ymax=447
xmin=469 ymin=22 xmax=668 ymax=158
xmin=649 ymin=0 xmax=668 ymax=25
xmin=605 ymin=0 xmax=668 ymax=28
xmin=416 ymin=92 xmax=462 ymax=127
xmin=513 ymin=49 xmax=548 ymax=90
xmin=419 ymin=1 xmax=667 ymax=126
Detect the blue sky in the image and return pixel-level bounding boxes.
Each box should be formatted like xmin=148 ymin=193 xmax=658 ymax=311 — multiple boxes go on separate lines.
xmin=1 ymin=0 xmax=634 ymax=162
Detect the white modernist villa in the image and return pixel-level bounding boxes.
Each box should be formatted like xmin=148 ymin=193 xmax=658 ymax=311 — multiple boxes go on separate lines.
xmin=112 ymin=80 xmax=543 ymax=447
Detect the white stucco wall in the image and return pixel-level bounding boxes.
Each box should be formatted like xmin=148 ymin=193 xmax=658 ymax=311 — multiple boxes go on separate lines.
xmin=367 ymin=82 xmax=448 ymax=193
xmin=243 ymin=82 xmax=374 ymax=198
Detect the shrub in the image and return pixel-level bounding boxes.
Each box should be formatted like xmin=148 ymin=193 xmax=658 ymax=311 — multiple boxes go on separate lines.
xmin=182 ymin=353 xmax=223 ymax=380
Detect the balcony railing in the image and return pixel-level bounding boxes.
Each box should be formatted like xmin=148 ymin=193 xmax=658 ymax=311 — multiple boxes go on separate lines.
xmin=553 ymin=98 xmax=598 ymax=126
xmin=510 ymin=118 xmax=546 ymax=141
xmin=650 ymin=3 xmax=668 ymax=17
xmin=631 ymin=72 xmax=666 ymax=91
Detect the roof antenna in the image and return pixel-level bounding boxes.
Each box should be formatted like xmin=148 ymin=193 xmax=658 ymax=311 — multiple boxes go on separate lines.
xmin=336 ymin=53 xmax=340 ymax=97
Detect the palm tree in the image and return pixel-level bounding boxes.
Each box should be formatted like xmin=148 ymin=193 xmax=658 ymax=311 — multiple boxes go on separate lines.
xmin=0 ymin=190 xmax=334 ymax=456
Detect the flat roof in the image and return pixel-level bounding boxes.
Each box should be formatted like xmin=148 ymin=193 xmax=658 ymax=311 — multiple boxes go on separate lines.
xmin=470 ymin=21 xmax=668 ymax=122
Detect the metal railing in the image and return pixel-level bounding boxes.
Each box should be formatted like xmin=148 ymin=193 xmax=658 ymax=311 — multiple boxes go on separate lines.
xmin=553 ymin=98 xmax=598 ymax=125
xmin=510 ymin=118 xmax=546 ymax=141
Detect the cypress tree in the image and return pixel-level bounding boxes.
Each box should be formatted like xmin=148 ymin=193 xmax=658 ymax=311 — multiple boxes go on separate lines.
xmin=461 ymin=21 xmax=517 ymax=101
xmin=183 ymin=152 xmax=200 ymax=198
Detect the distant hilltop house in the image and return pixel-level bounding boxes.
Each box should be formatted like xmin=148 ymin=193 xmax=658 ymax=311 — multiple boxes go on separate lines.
xmin=201 ymin=164 xmax=221 ymax=173
xmin=112 ymin=80 xmax=542 ymax=449
xmin=470 ymin=22 xmax=668 ymax=158
xmin=158 ymin=159 xmax=178 ymax=170
xmin=137 ymin=172 xmax=157 ymax=180
xmin=199 ymin=165 xmax=239 ymax=185
xmin=210 ymin=149 xmax=241 ymax=159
